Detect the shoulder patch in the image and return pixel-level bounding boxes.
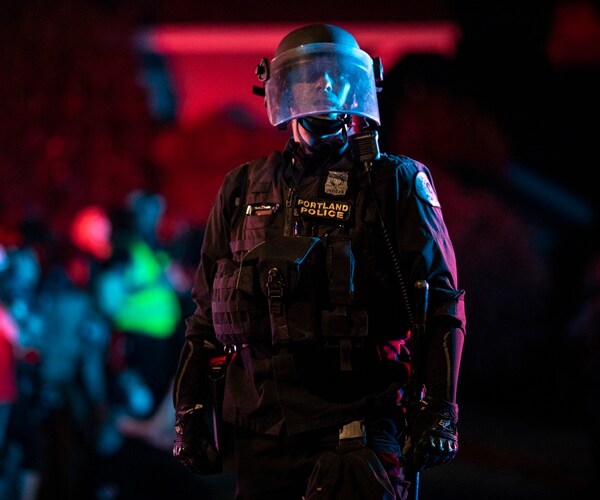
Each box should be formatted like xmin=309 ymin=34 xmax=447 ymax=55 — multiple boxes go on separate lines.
xmin=415 ymin=171 xmax=441 ymax=207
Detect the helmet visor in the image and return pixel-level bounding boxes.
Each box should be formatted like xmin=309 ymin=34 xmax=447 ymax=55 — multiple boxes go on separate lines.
xmin=265 ymin=43 xmax=380 ymax=126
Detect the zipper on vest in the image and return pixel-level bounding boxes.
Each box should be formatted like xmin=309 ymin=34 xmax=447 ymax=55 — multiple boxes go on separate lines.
xmin=283 ymin=186 xmax=295 ymax=236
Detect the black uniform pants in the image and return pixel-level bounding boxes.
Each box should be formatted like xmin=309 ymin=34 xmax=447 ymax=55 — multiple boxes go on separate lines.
xmin=232 ymin=418 xmax=409 ymax=499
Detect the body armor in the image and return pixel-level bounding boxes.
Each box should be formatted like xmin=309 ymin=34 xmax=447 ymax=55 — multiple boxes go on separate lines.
xmin=211 ymin=149 xmax=414 ymax=359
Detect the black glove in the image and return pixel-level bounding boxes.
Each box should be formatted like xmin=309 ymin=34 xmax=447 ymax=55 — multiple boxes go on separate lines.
xmin=173 ymin=403 xmax=222 ymax=475
xmin=402 ymin=397 xmax=458 ymax=471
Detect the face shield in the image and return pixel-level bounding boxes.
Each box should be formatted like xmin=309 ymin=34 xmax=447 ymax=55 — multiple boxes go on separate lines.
xmin=264 ymin=43 xmax=380 ymax=127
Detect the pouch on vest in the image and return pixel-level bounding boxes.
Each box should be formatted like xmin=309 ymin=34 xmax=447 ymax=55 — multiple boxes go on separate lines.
xmin=321 ymin=234 xmax=368 ymax=337
xmin=320 ymin=234 xmax=368 ymax=371
xmin=257 ymin=235 xmax=326 ymax=346
xmin=211 ymin=245 xmax=269 ymax=345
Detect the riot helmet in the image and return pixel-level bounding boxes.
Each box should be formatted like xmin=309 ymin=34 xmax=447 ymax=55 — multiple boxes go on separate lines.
xmin=256 ymin=24 xmax=383 ymax=129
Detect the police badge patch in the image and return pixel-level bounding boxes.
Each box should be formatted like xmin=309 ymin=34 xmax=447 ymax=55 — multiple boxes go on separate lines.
xmin=324 ymin=171 xmax=349 ymax=196
xmin=415 ymin=171 xmax=441 ymax=207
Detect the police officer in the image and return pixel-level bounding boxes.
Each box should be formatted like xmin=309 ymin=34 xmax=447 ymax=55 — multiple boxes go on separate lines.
xmin=172 ymin=24 xmax=465 ymax=500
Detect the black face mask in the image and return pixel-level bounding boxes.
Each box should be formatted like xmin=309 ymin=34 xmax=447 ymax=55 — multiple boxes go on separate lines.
xmin=298 ymin=115 xmax=346 ymax=137
xmin=295 ymin=117 xmax=349 ymax=158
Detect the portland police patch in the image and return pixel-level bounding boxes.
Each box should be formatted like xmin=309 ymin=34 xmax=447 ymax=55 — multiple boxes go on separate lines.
xmin=296 ymin=198 xmax=352 ymax=221
xmin=415 ymin=171 xmax=441 ymax=207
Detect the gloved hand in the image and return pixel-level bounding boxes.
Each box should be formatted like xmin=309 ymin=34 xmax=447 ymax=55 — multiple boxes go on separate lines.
xmin=173 ymin=403 xmax=222 ymax=475
xmin=402 ymin=397 xmax=458 ymax=471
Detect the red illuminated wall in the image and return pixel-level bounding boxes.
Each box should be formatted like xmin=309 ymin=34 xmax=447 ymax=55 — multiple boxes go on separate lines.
xmin=139 ymin=22 xmax=460 ymax=125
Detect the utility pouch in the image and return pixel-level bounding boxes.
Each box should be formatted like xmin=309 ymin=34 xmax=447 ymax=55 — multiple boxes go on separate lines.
xmin=258 ymin=235 xmax=324 ymax=346
xmin=321 ymin=234 xmax=368 ymax=340
xmin=320 ymin=234 xmax=368 ymax=370
xmin=211 ymin=244 xmax=269 ymax=345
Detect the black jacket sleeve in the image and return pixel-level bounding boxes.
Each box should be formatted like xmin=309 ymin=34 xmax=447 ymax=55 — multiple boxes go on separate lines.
xmin=388 ymin=156 xmax=466 ymax=405
xmin=173 ymin=163 xmax=248 ymax=412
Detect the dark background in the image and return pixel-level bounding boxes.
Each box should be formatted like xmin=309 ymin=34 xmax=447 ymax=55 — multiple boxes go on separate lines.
xmin=1 ymin=0 xmax=598 ymax=498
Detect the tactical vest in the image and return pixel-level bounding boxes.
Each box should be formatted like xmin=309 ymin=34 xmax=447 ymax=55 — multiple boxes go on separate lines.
xmin=211 ymin=151 xmax=410 ymax=368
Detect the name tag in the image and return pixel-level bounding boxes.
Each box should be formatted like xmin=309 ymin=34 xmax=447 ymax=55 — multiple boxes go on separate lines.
xmin=245 ymin=203 xmax=281 ymax=216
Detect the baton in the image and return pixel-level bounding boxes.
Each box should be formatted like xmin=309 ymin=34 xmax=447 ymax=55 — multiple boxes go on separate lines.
xmin=407 ymin=279 xmax=429 ymax=500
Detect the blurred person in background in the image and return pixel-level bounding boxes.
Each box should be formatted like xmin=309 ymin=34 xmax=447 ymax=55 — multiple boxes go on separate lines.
xmin=0 ymin=247 xmax=19 ymax=451
xmin=0 ymin=229 xmax=46 ymax=500
xmin=29 ymin=205 xmax=113 ymax=498
xmin=95 ymin=191 xmax=182 ymax=429
xmin=93 ymin=190 xmax=187 ymax=499
xmin=0 ymin=277 xmax=26 ymax=500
